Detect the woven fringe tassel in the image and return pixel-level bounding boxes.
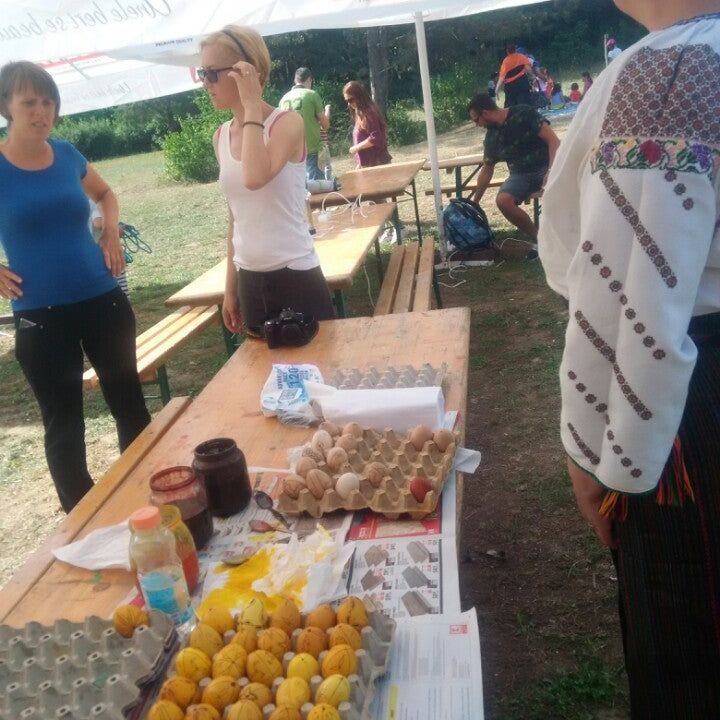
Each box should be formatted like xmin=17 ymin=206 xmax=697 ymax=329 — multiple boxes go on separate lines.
xmin=656 ymin=435 xmax=695 ymax=508
xmin=600 ymin=490 xmax=628 ymax=521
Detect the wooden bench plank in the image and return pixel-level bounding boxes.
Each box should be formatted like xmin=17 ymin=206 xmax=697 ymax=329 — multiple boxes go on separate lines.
xmin=413 ymin=241 xmax=435 ymax=312
xmin=0 ymin=397 xmax=192 ymax=623
xmin=394 ymin=242 xmax=420 ymax=314
xmin=374 ymin=245 xmax=406 ymax=316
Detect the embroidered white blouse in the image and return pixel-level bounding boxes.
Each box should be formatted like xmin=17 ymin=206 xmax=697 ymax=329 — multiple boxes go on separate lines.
xmin=539 ymin=13 xmax=720 ymax=494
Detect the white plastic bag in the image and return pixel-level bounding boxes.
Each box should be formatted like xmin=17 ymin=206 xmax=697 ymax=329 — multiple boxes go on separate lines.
xmin=260 ymin=364 xmax=323 ymax=426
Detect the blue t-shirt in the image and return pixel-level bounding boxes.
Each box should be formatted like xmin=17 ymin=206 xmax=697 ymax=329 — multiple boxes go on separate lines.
xmin=0 ymin=139 xmax=117 ymax=311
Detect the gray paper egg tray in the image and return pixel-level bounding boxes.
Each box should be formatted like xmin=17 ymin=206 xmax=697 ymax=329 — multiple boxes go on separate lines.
xmin=0 ymin=610 xmax=176 ymax=720
xmin=329 ymin=363 xmax=447 ymax=391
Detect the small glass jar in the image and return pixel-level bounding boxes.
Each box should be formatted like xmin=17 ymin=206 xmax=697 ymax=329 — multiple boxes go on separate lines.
xmin=192 ymin=438 xmax=252 ymax=517
xmin=149 ymin=466 xmax=214 ymax=550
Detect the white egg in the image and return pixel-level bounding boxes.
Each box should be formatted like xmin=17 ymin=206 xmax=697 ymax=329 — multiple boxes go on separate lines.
xmin=335 ymin=472 xmax=361 ymax=499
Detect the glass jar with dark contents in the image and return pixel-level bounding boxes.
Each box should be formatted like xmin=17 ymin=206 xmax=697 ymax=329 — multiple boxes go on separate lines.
xmin=149 ymin=466 xmax=214 ymax=550
xmin=192 ymin=438 xmax=252 ymax=517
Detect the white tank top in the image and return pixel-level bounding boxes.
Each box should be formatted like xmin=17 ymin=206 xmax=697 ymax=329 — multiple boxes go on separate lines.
xmin=218 ymin=109 xmax=319 ymax=272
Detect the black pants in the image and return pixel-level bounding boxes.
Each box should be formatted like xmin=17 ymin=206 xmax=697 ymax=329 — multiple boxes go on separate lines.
xmin=14 ymin=287 xmax=151 ymax=513
xmin=237 ymin=265 xmax=336 ymax=336
xmin=504 ymin=74 xmax=534 ymax=107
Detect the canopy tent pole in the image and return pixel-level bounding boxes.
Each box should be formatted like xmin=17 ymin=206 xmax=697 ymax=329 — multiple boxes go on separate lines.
xmin=413 ymin=11 xmax=446 ymax=259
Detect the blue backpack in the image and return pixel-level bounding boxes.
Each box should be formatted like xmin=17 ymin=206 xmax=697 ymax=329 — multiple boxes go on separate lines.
xmin=442 ymin=198 xmax=495 ymax=251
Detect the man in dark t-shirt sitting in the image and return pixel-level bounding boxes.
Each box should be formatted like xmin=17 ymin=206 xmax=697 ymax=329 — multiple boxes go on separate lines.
xmin=468 ymin=93 xmax=560 ymax=258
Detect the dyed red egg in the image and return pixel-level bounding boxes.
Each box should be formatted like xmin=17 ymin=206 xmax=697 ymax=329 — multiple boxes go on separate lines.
xmin=409 ymin=476 xmax=432 ymax=503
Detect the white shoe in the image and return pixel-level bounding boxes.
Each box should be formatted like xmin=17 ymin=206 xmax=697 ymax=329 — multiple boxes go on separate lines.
xmin=380 ymin=228 xmax=397 ymax=245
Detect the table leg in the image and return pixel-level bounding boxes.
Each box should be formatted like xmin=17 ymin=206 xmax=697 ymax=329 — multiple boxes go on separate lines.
xmin=156 ymin=365 xmax=171 ymax=405
xmin=455 ymin=167 xmax=462 ymax=199
xmin=432 ymin=271 xmax=443 ymax=309
xmin=392 ymin=205 xmax=403 ymax=246
xmin=533 ymin=197 xmax=541 ymax=228
xmin=333 ymin=289 xmax=347 ymax=318
xmin=411 ymin=179 xmax=423 ymax=244
xmin=374 ymin=237 xmax=384 ymax=285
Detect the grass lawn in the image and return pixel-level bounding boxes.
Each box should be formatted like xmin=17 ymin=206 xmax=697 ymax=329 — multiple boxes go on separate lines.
xmin=0 ymin=118 xmax=629 ymax=719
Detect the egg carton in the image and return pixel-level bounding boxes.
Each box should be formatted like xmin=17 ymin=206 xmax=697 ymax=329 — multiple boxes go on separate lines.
xmin=277 ymin=428 xmax=458 ymax=519
xmin=165 ymin=599 xmax=395 ymax=720
xmin=0 ymin=611 xmax=176 ymax=720
xmin=329 ymin=363 xmax=447 ymax=391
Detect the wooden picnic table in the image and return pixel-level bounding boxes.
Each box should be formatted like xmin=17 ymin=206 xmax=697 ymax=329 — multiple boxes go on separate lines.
xmin=308 ymin=159 xmax=426 ymax=242
xmin=422 ymin=153 xmax=485 ymax=199
xmin=0 ymin=307 xmax=470 ymax=626
xmin=165 ymin=203 xmax=395 ymax=320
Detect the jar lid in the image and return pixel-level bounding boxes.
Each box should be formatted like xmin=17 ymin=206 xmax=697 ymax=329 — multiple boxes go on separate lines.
xmin=150 ymin=466 xmax=196 ymax=492
xmin=193 ymin=438 xmax=238 ymax=458
xmin=130 ymin=506 xmax=161 ymax=530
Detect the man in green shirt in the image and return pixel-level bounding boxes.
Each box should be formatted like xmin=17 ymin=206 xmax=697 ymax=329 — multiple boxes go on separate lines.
xmin=279 ymin=67 xmax=330 ymax=180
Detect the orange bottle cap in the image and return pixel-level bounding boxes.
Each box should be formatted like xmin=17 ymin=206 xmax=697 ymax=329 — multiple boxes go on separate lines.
xmin=130 ymin=506 xmax=161 ymax=530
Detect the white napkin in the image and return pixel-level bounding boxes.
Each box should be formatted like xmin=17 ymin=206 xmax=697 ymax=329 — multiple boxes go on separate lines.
xmin=305 ymin=383 xmax=445 ymax=433
xmin=53 ymin=521 xmax=131 ymax=571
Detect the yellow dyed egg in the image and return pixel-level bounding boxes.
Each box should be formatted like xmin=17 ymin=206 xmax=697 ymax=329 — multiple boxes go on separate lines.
xmin=268 ymin=708 xmax=302 ymax=720
xmin=112 ymin=604 xmax=149 ymax=638
xmin=321 ymin=644 xmax=357 ymax=678
xmin=270 ymin=598 xmax=302 ymax=636
xmin=304 ymin=604 xmax=336 ymax=631
xmin=295 ymin=626 xmax=327 ymax=658
xmin=175 ymin=647 xmax=212 ymax=682
xmin=240 ymin=599 xmax=267 ymax=628
xmin=190 ymin=623 xmax=224 ymax=659
xmin=201 ymin=676 xmax=239 ymax=711
xmin=158 ymin=676 xmax=197 ymax=709
xmin=315 ymin=674 xmax=351 ymax=707
xmin=308 ymin=704 xmax=341 ymax=720
xmin=275 ymin=677 xmax=311 ymax=710
xmin=258 ymin=627 xmax=291 ymax=661
xmin=286 ymin=652 xmax=319 ymax=682
xmin=336 ymin=597 xmax=368 ymax=631
xmin=246 ymin=649 xmax=283 ymax=687
xmin=232 ymin=624 xmax=258 ymax=653
xmin=199 ymin=606 xmax=235 ymax=636
xmin=184 ymin=704 xmax=220 ymax=720
xmin=226 ymin=700 xmax=263 ymax=720
xmin=329 ymin=623 xmax=362 ymax=651
xmin=212 ymin=644 xmax=247 ymax=679
xmin=239 ymin=682 xmax=272 ymax=710
xmin=147 ymin=700 xmax=183 ymax=720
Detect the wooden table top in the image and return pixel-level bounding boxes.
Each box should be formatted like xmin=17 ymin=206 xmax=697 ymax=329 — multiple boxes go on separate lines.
xmin=1 ymin=308 xmax=470 ymax=626
xmin=422 ymin=153 xmax=485 ymax=172
xmin=165 ymin=203 xmax=396 ymax=308
xmin=308 ymin=159 xmax=426 ymax=209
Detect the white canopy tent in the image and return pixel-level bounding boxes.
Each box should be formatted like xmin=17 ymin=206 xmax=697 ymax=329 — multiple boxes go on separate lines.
xmin=0 ymin=0 xmax=548 ymax=242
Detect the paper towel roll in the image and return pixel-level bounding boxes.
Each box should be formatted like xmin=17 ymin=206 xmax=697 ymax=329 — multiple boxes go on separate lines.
xmin=305 ymin=383 xmax=445 ymax=433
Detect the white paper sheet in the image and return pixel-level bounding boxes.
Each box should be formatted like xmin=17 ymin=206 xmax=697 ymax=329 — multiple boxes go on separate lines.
xmin=372 ymin=609 xmax=485 ymax=720
xmin=53 ymin=521 xmax=131 ymax=570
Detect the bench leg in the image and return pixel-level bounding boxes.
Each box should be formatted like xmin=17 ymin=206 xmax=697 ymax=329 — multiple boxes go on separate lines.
xmin=333 ymin=289 xmax=347 ymax=319
xmin=432 ymin=270 xmax=443 ymax=309
xmin=411 ymin=179 xmax=423 ymax=243
xmin=455 ymin=167 xmax=463 ymax=199
xmin=392 ymin=205 xmax=403 ymax=245
xmin=156 ymin=365 xmax=171 ymax=406
xmin=374 ymin=237 xmax=384 ymax=285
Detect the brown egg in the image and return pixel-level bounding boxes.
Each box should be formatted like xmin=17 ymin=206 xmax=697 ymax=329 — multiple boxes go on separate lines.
xmin=408 ymin=425 xmax=434 ymax=451
xmin=319 ymin=421 xmax=341 ymax=437
xmin=295 ymin=626 xmax=327 ymax=657
xmin=301 ymin=446 xmax=325 ymax=464
xmin=304 ymin=604 xmax=336 ymax=631
xmin=295 ymin=456 xmax=317 ymax=478
xmin=335 ymin=434 xmax=358 ymax=453
xmin=311 ymin=429 xmax=334 ymax=454
xmin=325 ymin=447 xmax=348 ymax=472
xmin=433 ymin=429 xmax=454 ymax=452
xmin=282 ymin=474 xmax=306 ymax=499
xmin=306 ymin=469 xmax=332 ymax=499
xmin=365 ymin=462 xmax=388 ymax=488
xmin=342 ymin=422 xmax=364 ymax=438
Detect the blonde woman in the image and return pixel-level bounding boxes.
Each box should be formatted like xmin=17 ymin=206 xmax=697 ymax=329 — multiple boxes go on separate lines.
xmin=199 ymin=26 xmax=335 ymax=337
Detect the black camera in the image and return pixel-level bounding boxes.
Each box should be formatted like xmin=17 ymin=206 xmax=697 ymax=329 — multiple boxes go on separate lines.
xmin=264 ymin=308 xmax=319 ymax=349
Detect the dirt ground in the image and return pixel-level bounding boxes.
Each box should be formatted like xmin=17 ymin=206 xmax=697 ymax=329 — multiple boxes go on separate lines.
xmin=0 ymin=114 xmax=629 ymax=718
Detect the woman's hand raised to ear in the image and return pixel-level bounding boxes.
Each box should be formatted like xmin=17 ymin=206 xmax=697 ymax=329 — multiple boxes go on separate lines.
xmin=229 ymin=61 xmax=263 ymax=111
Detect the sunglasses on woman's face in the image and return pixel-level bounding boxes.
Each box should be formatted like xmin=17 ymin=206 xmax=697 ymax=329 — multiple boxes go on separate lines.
xmin=197 ymin=66 xmax=234 ymax=83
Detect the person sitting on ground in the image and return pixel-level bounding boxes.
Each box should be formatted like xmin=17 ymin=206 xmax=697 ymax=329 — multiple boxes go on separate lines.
xmin=550 ymin=81 xmax=567 ymax=106
xmin=606 ymin=37 xmax=623 ymax=61
xmin=581 ymin=71 xmax=594 ymax=95
xmin=496 ymin=44 xmax=536 ymax=107
xmin=467 ymin=93 xmax=560 ymax=259
xmin=279 ymin=67 xmax=330 ymax=181
xmin=569 ymin=82 xmax=582 ymax=102
xmin=343 ymin=80 xmax=392 ymax=168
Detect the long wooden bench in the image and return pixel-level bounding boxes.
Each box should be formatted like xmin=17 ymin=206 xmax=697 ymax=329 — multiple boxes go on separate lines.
xmin=374 ymin=241 xmax=441 ymax=315
xmin=0 ymin=396 xmax=191 ymax=623
xmin=83 ymin=304 xmax=219 ymax=405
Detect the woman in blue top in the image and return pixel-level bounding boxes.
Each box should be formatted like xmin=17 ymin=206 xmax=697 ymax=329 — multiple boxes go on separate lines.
xmin=0 ymin=62 xmax=150 ymax=513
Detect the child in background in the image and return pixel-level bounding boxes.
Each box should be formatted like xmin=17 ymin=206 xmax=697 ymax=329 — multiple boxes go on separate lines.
xmin=569 ymin=83 xmax=582 ymax=102
xmin=581 ymin=71 xmax=593 ymax=95
xmin=488 ymin=72 xmax=498 ymax=100
xmin=550 ymin=82 xmax=566 ymax=106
